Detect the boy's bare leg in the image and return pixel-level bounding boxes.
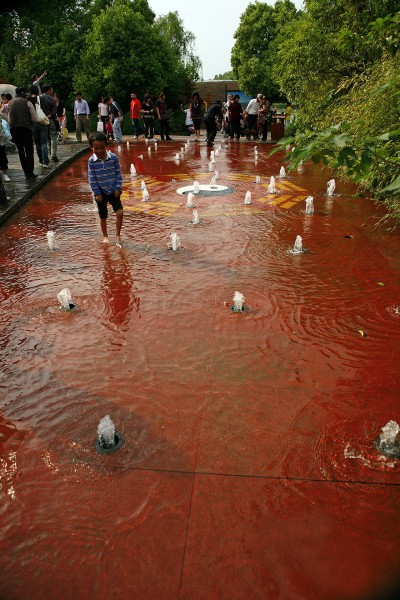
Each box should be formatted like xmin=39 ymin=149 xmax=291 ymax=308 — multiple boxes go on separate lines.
xmin=100 ymin=218 xmax=109 ymax=243
xmin=115 ymin=209 xmax=123 ymax=245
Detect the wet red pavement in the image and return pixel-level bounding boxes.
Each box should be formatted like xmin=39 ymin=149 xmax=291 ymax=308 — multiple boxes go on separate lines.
xmin=1 ymin=139 xmax=400 ymax=599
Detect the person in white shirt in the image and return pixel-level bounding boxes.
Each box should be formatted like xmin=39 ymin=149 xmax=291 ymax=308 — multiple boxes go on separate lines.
xmin=244 ymin=94 xmax=262 ymax=140
xmin=74 ymin=92 xmax=91 ymax=142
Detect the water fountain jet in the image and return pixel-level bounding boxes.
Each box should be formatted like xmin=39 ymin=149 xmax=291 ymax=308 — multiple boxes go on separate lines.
xmin=230 ymin=291 xmax=248 ymax=313
xmin=47 ymin=231 xmax=56 ymax=251
xmin=169 ymin=233 xmax=181 ymax=251
xmin=95 ymin=415 xmax=124 ymax=454
xmin=268 ymin=176 xmax=277 ymax=194
xmin=244 ymin=191 xmax=252 ymax=205
xmin=191 ymin=210 xmax=200 ymax=224
xmin=375 ymin=420 xmax=400 ymax=458
xmin=57 ymin=288 xmax=76 ymax=311
xmin=327 ymin=179 xmax=336 ymax=196
xmin=305 ymin=196 xmax=314 ymax=214
xmin=186 ymin=192 xmax=195 ymax=208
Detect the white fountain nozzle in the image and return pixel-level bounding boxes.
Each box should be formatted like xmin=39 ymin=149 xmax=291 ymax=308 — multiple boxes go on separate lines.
xmin=47 ymin=231 xmax=55 ymax=251
xmin=142 ymin=188 xmax=150 ymax=202
xmin=169 ymin=232 xmax=181 ymax=251
xmin=244 ymin=191 xmax=252 ymax=205
xmin=327 ymin=178 xmax=336 ymax=196
xmin=186 ymin=192 xmax=195 ymax=208
xmin=292 ymin=235 xmax=303 ymax=254
xmin=375 ymin=420 xmax=400 ymax=458
xmin=130 ymin=163 xmax=137 ymax=176
xmin=233 ymin=291 xmax=246 ymax=312
xmin=297 ymin=160 xmax=304 ymax=172
xmin=193 ymin=181 xmax=200 ymax=194
xmin=305 ymin=196 xmax=314 ymax=214
xmin=279 ymin=166 xmax=287 ymax=178
xmin=140 ymin=180 xmax=146 ymax=190
xmin=192 ymin=209 xmax=200 ymax=224
xmin=214 ymin=171 xmax=219 ymax=180
xmin=97 ymin=415 xmax=116 ymax=449
xmin=175 ymin=153 xmax=180 ymax=161
xmin=57 ymin=288 xmax=75 ymax=310
xmin=255 ymin=175 xmax=261 ymax=183
xmin=208 ymin=161 xmax=214 ymax=172
xmin=268 ymin=176 xmax=277 ymax=194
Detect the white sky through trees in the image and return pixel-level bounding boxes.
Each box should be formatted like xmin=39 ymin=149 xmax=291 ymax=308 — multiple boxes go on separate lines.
xmin=149 ymin=0 xmax=304 ymax=79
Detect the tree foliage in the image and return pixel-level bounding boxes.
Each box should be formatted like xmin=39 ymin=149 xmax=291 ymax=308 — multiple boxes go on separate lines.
xmin=231 ymin=0 xmax=298 ymax=97
xmin=271 ymin=11 xmax=400 ymax=219
xmin=0 ymin=0 xmax=201 ymax=109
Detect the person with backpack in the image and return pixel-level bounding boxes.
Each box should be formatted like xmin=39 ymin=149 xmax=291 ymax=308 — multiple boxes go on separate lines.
xmin=8 ymin=87 xmax=38 ymax=179
xmin=29 ymin=85 xmax=50 ymax=168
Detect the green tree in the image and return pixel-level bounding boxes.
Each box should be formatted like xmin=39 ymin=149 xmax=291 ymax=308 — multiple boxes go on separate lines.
xmin=155 ymin=11 xmax=202 ymax=88
xmin=213 ymin=70 xmax=235 ymax=80
xmin=231 ymin=0 xmax=298 ymax=97
xmin=74 ymin=1 xmax=188 ymax=108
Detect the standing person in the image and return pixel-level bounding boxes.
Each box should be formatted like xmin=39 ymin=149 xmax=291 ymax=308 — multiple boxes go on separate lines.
xmin=0 ymin=94 xmax=13 ymax=121
xmin=258 ymin=96 xmax=270 ymax=142
xmin=88 ymin=131 xmax=123 ymax=246
xmin=223 ymin=93 xmax=233 ymax=137
xmin=189 ymin=91 xmax=207 ymax=142
xmin=141 ymin=93 xmax=155 ymax=141
xmin=203 ymin=100 xmax=223 ymax=147
xmin=74 ymin=91 xmax=91 ymax=142
xmin=0 ymin=117 xmax=11 ymax=181
xmin=180 ymin=103 xmax=194 ymax=136
xmin=41 ymin=84 xmax=59 ymax=162
xmin=98 ymin=97 xmax=109 ymax=129
xmin=8 ymin=87 xmax=37 ymax=179
xmin=129 ymin=92 xmax=143 ymax=139
xmin=29 ymin=85 xmax=50 ymax=168
xmin=108 ymin=97 xmax=123 ymax=143
xmin=31 ymin=70 xmax=46 ymax=95
xmin=104 ymin=117 xmax=114 ymax=141
xmin=244 ymin=94 xmax=262 ymax=140
xmin=155 ymin=93 xmax=172 ymax=141
xmin=55 ymin=92 xmax=67 ymax=143
xmin=228 ymin=94 xmax=243 ymax=141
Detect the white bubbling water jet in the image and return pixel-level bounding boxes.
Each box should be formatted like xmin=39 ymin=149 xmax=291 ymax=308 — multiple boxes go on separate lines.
xmin=169 ymin=233 xmax=181 ymax=251
xmin=244 ymin=191 xmax=252 ymax=205
xmin=305 ymin=196 xmax=314 ymax=214
xmin=268 ymin=176 xmax=277 ymax=194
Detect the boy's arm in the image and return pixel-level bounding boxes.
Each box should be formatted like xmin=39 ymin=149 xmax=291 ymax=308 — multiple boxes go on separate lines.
xmin=88 ymin=159 xmax=101 ymax=196
xmin=114 ymin=156 xmax=123 ymax=193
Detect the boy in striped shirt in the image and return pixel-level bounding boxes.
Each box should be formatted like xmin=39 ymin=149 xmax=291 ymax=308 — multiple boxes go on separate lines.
xmin=88 ymin=132 xmax=123 ymax=245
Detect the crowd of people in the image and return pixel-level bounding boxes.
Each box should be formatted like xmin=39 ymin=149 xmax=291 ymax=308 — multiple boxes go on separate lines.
xmin=0 ymin=70 xmax=292 ymax=183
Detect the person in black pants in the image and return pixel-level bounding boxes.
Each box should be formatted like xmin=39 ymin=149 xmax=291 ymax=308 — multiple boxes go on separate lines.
xmin=203 ymin=100 xmax=223 ymax=147
xmin=8 ymin=88 xmax=37 ymax=179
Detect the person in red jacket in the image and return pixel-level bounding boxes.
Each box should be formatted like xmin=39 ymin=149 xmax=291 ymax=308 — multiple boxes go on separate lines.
xmin=130 ymin=92 xmax=143 ymax=139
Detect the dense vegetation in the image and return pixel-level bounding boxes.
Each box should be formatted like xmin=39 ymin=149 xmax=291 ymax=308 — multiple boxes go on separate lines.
xmin=0 ymin=0 xmax=200 ymax=112
xmin=232 ymin=0 xmax=400 ymax=221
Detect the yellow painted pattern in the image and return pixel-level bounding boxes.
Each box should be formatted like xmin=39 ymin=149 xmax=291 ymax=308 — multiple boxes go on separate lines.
xmin=121 ymin=172 xmax=310 ymax=216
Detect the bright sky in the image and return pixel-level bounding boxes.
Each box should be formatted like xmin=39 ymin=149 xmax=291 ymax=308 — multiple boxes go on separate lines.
xmin=149 ymin=0 xmax=304 ymax=80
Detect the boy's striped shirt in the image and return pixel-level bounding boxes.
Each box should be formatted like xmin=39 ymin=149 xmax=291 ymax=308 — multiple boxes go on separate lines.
xmin=88 ymin=151 xmax=122 ymax=195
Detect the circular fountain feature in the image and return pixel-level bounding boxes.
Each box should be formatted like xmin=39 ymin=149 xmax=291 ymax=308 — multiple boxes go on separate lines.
xmin=176 ymin=184 xmax=234 ymax=198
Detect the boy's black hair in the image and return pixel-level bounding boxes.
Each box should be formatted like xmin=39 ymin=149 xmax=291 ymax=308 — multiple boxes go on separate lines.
xmin=89 ymin=131 xmax=108 ymax=146
xmin=42 ymin=84 xmax=52 ymax=93
xmin=5 ymin=94 xmax=12 ymax=101
xmin=29 ymin=84 xmax=39 ymax=95
xmin=75 ymin=91 xmax=82 ymax=96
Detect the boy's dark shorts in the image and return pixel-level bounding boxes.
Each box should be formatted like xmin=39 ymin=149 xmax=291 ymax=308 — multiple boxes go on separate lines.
xmin=95 ymin=191 xmax=123 ymax=219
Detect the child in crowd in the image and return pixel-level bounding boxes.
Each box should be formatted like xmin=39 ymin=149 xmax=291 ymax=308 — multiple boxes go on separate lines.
xmin=104 ymin=117 xmax=114 ymax=141
xmin=88 ymin=131 xmax=123 ymax=246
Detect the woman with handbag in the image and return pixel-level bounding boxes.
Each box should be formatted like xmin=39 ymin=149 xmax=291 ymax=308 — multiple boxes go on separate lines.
xmin=29 ymin=85 xmax=50 ymax=168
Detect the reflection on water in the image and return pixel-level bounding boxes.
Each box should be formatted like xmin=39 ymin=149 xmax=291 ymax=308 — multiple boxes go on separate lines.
xmin=100 ymin=246 xmax=140 ymax=329
xmin=0 ymin=141 xmax=400 ymax=597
